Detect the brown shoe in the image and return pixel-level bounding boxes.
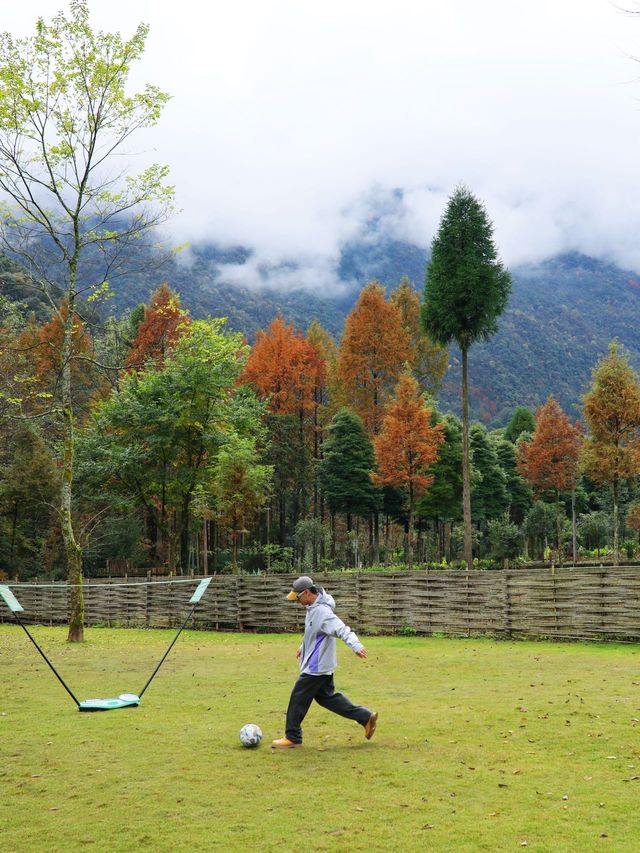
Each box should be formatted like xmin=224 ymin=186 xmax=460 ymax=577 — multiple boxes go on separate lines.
xmin=270 ymin=737 xmax=302 ymax=749
xmin=364 ymin=711 xmax=378 ymax=740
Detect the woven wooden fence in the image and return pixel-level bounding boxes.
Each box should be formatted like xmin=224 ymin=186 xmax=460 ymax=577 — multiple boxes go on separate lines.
xmin=3 ymin=567 xmax=640 ymax=642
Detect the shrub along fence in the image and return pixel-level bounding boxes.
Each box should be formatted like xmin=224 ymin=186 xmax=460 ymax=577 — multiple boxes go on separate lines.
xmin=3 ymin=567 xmax=640 ymax=642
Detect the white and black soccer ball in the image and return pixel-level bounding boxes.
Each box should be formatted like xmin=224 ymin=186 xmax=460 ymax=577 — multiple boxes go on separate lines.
xmin=239 ymin=723 xmax=262 ymax=748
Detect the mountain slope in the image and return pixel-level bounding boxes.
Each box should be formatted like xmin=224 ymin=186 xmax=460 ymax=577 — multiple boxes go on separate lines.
xmin=3 ymin=236 xmax=639 ymax=428
xmin=170 ymin=246 xmax=640 ymax=426
xmin=439 ymin=253 xmax=640 ymax=426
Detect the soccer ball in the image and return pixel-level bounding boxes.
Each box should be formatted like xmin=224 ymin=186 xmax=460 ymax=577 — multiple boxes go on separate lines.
xmin=239 ymin=723 xmax=262 ymax=748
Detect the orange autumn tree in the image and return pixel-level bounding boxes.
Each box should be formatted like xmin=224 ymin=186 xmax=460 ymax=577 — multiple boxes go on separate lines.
xmin=517 ymin=396 xmax=582 ymax=565
xmin=126 ymin=283 xmax=191 ymax=372
xmin=390 ymin=276 xmax=448 ymax=396
xmin=242 ymin=316 xmax=325 ymax=537
xmin=581 ymin=343 xmax=640 ymax=565
xmin=14 ymin=299 xmax=107 ymax=420
xmin=338 ymin=282 xmax=411 ymax=435
xmin=306 ymin=320 xmax=340 ymax=516
xmin=373 ymin=370 xmax=444 ymax=567
xmin=242 ymin=316 xmax=324 ymax=416
xmin=626 ymin=503 xmax=640 ymax=545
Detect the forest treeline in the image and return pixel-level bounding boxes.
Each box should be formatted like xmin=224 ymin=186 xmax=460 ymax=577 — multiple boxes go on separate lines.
xmin=2 ymin=269 xmax=640 ymax=580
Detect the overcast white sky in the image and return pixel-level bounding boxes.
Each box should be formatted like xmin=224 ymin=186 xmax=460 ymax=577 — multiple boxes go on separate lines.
xmin=4 ymin=1 xmax=640 ymax=290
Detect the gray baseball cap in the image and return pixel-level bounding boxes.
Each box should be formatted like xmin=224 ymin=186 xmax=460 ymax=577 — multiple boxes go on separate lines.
xmin=286 ymin=576 xmax=314 ymax=601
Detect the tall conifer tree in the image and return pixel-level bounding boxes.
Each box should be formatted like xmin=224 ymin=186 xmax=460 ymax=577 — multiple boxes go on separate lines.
xmin=422 ymin=187 xmax=511 ymax=569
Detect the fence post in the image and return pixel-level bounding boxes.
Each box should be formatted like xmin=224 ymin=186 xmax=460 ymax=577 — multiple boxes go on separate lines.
xmin=503 ymin=570 xmax=512 ymax=638
xmin=465 ymin=569 xmax=471 ymax=638
xmin=145 ymin=571 xmax=151 ymax=628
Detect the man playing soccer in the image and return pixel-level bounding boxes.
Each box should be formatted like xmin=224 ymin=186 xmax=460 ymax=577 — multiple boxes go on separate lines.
xmin=271 ymin=575 xmax=378 ymax=748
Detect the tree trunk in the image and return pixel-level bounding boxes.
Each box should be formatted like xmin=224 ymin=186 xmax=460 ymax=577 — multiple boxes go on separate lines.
xmin=203 ymin=520 xmax=209 ymax=576
xmin=180 ymin=495 xmax=191 ymax=570
xmin=10 ymin=501 xmax=18 ymax=562
xmin=571 ymin=488 xmax=577 ymax=566
xmin=406 ymin=510 xmax=414 ymax=569
xmin=279 ymin=492 xmax=286 ymax=546
xmin=373 ymin=513 xmax=380 ymax=565
xmin=612 ymin=476 xmax=620 ymax=565
xmin=313 ymin=397 xmax=319 ymax=518
xmin=147 ymin=508 xmax=159 ymax=564
xmin=231 ymin=531 xmax=238 ymax=574
xmin=556 ymin=491 xmax=563 ymax=568
xmin=296 ymin=406 xmax=306 ymax=526
xmin=461 ymin=346 xmax=473 ymax=571
xmin=330 ymin=511 xmax=336 ymax=561
xmin=160 ymin=469 xmax=168 ymax=567
xmin=62 ymin=293 xmax=84 ymax=642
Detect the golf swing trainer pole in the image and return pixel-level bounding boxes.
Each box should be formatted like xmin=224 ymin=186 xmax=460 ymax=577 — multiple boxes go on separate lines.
xmin=0 ymin=584 xmax=80 ymax=708
xmin=139 ymin=606 xmax=197 ymax=697
xmin=138 ymin=576 xmax=212 ymax=699
xmin=1 ymin=576 xmax=212 ymax=712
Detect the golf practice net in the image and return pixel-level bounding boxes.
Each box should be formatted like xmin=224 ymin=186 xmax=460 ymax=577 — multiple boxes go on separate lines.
xmin=0 ymin=578 xmax=211 ymax=711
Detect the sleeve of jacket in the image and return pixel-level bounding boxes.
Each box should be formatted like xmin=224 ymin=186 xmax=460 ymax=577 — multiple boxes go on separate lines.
xmin=320 ymin=610 xmax=364 ymax=653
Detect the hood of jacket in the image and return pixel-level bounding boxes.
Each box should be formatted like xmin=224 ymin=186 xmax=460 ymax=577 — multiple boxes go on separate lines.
xmin=308 ymin=587 xmax=335 ymax=612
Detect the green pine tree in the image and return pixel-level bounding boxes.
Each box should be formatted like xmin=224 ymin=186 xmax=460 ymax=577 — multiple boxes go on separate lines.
xmin=317 ymin=408 xmax=379 ymax=557
xmin=492 ymin=434 xmax=532 ymax=524
xmin=504 ymin=407 xmax=535 ymax=444
xmin=470 ymin=423 xmax=508 ymax=526
xmin=416 ymin=411 xmax=464 ymax=562
xmin=422 ymin=186 xmax=511 ymax=568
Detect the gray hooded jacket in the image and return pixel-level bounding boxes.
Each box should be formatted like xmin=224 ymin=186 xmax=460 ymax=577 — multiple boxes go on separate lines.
xmin=298 ymin=588 xmax=363 ymax=675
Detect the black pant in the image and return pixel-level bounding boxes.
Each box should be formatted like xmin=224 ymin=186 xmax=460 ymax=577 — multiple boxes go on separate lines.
xmin=285 ymin=673 xmax=371 ymax=743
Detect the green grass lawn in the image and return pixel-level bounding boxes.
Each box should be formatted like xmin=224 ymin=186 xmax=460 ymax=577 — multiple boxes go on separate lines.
xmin=2 ymin=626 xmax=640 ymax=852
